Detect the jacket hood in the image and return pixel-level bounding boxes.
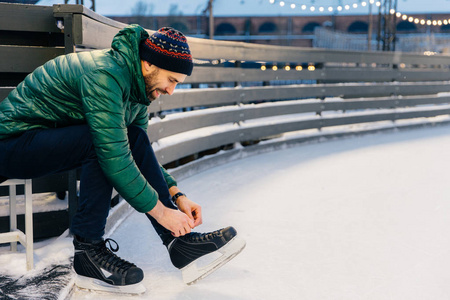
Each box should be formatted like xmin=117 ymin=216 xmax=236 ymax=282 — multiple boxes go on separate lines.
xmin=111 ymin=24 xmax=150 ymax=106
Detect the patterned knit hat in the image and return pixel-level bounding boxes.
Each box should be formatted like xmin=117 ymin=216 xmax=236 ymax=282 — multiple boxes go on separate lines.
xmin=139 ymin=27 xmax=193 ymax=76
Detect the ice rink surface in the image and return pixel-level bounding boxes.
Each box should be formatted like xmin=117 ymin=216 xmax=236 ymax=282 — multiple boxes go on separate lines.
xmin=55 ymin=124 xmax=450 ymax=299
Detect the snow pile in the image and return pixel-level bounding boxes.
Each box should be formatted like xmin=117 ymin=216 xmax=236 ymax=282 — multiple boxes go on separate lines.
xmin=0 ymin=232 xmax=74 ymax=300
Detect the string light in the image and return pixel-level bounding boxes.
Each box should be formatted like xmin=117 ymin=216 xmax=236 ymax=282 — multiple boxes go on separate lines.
xmin=394 ymin=9 xmax=450 ymax=27
xmin=258 ymin=64 xmax=307 ymax=71
xmin=270 ymin=0 xmax=382 ymax=14
xmin=269 ymin=0 xmax=450 ymax=27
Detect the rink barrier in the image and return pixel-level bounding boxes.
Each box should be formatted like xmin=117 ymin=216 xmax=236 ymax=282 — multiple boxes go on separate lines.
xmin=1 ymin=3 xmax=450 ymax=238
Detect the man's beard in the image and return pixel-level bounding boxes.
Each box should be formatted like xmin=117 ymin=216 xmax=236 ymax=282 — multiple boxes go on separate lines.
xmin=144 ymin=68 xmax=161 ymax=101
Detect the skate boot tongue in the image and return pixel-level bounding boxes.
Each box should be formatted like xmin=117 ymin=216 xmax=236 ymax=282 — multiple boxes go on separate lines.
xmin=93 ymin=238 xmax=139 ymax=280
xmin=185 ymin=230 xmax=221 ymax=242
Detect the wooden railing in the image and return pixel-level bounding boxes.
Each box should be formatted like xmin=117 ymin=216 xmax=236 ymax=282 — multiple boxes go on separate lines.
xmin=1 ymin=2 xmax=450 ymax=214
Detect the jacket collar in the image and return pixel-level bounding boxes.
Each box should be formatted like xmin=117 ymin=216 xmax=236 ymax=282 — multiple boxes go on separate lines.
xmin=111 ymin=25 xmax=150 ymax=106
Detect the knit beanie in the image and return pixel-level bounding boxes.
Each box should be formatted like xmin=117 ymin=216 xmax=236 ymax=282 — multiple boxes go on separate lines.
xmin=139 ymin=27 xmax=193 ymax=76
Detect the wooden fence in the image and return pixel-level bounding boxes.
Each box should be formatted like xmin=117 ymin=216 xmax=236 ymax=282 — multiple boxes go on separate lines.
xmin=1 ymin=2 xmax=450 ymax=236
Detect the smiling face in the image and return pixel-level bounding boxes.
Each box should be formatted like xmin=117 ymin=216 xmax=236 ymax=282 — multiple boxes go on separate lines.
xmin=141 ymin=60 xmax=187 ymax=101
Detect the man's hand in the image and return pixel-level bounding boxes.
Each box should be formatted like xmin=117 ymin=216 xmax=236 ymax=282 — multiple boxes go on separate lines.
xmin=175 ymin=195 xmax=203 ymax=228
xmin=169 ymin=186 xmax=203 ymax=228
xmin=147 ymin=200 xmax=194 ymax=237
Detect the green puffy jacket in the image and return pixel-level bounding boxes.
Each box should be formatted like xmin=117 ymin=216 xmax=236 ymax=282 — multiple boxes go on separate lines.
xmin=0 ymin=24 xmax=176 ymax=213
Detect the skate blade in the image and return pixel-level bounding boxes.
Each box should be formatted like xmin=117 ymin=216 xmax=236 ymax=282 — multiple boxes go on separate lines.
xmin=182 ymin=234 xmax=246 ymax=285
xmin=75 ymin=275 xmax=146 ymax=295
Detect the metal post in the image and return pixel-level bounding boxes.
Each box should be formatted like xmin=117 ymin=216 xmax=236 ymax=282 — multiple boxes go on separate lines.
xmin=63 ymin=16 xmax=75 ymax=54
xmin=392 ymin=0 xmax=397 ymax=51
xmin=68 ymin=170 xmax=78 ymax=232
xmin=376 ymin=3 xmax=382 ymax=50
xmin=208 ymin=0 xmax=214 ymax=39
xmin=368 ymin=2 xmax=373 ymax=51
xmin=24 ymin=179 xmax=33 ymax=271
xmin=8 ymin=184 xmax=17 ymax=252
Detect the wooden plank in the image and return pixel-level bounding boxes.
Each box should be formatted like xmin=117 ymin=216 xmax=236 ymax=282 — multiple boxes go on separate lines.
xmin=187 ymin=35 xmax=450 ymax=65
xmin=53 ymin=5 xmax=128 ymax=49
xmin=0 ymin=45 xmax=65 ymax=73
xmin=0 ymin=88 xmax=14 ymax=101
xmin=187 ymin=66 xmax=450 ymax=84
xmin=149 ymin=94 xmax=450 ymax=141
xmin=53 ymin=4 xmax=128 ymax=29
xmin=49 ymin=4 xmax=450 ymax=68
xmin=148 ymin=108 xmax=243 ymax=141
xmin=154 ymin=105 xmax=450 ymax=164
xmin=152 ymin=82 xmax=450 ymax=112
xmin=72 ymin=14 xmax=124 ymax=49
xmin=0 ymin=3 xmax=60 ymax=33
xmin=0 ymin=231 xmax=23 ymax=244
xmin=155 ymin=130 xmax=241 ymax=164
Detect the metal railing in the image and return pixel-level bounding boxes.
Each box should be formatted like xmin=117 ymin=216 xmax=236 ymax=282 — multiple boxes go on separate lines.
xmin=314 ymin=27 xmax=450 ymax=53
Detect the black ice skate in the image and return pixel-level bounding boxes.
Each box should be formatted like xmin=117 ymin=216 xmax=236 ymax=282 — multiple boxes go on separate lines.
xmin=164 ymin=226 xmax=246 ymax=285
xmin=73 ymin=236 xmax=145 ymax=294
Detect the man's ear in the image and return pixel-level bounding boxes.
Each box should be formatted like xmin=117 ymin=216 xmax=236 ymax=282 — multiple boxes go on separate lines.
xmin=141 ymin=60 xmax=153 ymax=75
xmin=141 ymin=60 xmax=152 ymax=70
xmin=142 ymin=60 xmax=148 ymax=71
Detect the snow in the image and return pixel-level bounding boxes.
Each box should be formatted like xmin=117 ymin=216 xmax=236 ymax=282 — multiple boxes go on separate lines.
xmin=3 ymin=123 xmax=450 ymax=299
xmin=0 ymin=192 xmax=68 ymax=216
xmin=0 ymin=233 xmax=72 ymax=277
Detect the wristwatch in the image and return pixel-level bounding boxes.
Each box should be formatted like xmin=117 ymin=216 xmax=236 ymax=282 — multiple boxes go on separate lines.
xmin=172 ymin=192 xmax=186 ymax=206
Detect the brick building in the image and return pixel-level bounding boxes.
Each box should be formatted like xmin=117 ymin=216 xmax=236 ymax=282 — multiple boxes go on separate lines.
xmin=111 ymin=13 xmax=450 ymax=47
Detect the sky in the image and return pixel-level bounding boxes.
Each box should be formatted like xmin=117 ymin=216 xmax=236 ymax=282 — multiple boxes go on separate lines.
xmin=3 ymin=120 xmax=450 ymax=299
xmin=35 ymin=0 xmax=450 ymax=17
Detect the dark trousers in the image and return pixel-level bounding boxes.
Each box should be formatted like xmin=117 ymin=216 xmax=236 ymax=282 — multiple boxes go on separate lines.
xmin=0 ymin=125 xmax=175 ymax=240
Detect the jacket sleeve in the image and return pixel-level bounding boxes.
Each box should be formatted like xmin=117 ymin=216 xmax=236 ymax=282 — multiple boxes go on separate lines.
xmin=131 ymin=105 xmax=178 ymax=188
xmin=131 ymin=104 xmax=149 ymax=131
xmin=132 ymin=102 xmax=177 ymax=188
xmin=79 ymin=69 xmax=158 ymax=213
xmin=160 ymin=164 xmax=177 ymax=188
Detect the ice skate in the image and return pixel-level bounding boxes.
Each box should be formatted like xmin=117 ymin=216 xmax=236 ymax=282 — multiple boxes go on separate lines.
xmin=73 ymin=236 xmax=145 ymax=295
xmin=164 ymin=226 xmax=246 ymax=285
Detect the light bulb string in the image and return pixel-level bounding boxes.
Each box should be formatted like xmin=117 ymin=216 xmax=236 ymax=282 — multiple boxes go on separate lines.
xmin=269 ymin=0 xmax=450 ymax=26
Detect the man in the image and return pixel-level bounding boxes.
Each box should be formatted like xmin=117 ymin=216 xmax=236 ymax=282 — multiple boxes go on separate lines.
xmin=0 ymin=25 xmax=245 ymax=294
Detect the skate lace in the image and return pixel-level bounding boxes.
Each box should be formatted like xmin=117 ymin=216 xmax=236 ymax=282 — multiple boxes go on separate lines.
xmin=91 ymin=238 xmax=135 ymax=274
xmin=185 ymin=229 xmax=221 ymax=243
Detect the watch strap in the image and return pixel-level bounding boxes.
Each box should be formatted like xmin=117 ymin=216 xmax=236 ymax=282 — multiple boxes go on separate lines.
xmin=172 ymin=192 xmax=186 ymax=202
